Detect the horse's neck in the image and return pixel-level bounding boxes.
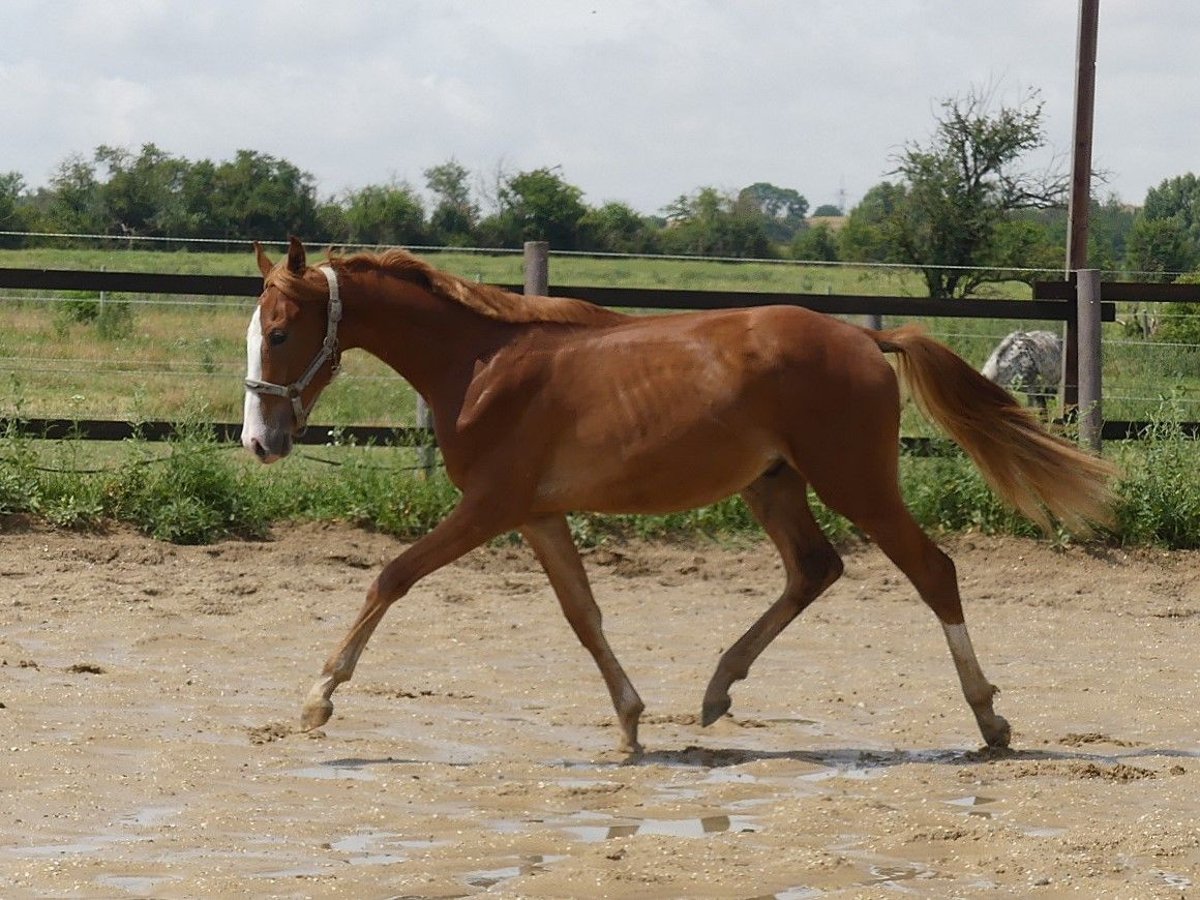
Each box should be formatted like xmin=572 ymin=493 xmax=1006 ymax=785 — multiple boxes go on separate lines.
xmin=342 ymin=278 xmax=514 ymax=417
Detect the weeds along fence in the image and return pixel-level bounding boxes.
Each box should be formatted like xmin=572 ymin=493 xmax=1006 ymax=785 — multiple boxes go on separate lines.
xmin=11 ymin=240 xmax=1200 ymax=455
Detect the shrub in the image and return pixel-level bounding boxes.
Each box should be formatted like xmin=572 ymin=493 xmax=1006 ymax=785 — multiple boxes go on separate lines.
xmin=110 ymin=425 xmax=276 ymax=543
xmin=1112 ymin=413 xmax=1200 ymax=548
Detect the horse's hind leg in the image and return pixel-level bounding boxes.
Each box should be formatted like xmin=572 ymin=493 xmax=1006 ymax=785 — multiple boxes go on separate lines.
xmin=520 ymin=515 xmax=645 ymax=753
xmin=702 ymin=466 xmax=843 ymax=726
xmin=819 ymin=479 xmax=1010 ymax=749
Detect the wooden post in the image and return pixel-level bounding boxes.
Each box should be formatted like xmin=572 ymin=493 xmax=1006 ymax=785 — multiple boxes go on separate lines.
xmin=415 ymin=395 xmax=436 ymax=478
xmin=1076 ymin=269 xmax=1102 ymax=453
xmin=1062 ymin=0 xmax=1101 ymax=413
xmin=524 ymin=241 xmax=549 ymax=296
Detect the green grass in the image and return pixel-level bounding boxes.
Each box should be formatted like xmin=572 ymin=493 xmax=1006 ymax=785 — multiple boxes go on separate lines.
xmin=4 ymin=420 xmax=1200 ymax=549
xmin=0 ymin=245 xmax=1104 ymax=426
xmin=4 ymin=245 xmax=1200 ymax=548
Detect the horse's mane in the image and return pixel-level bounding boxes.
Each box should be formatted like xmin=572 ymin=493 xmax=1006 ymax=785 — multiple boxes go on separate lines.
xmin=315 ymin=248 xmax=630 ymax=327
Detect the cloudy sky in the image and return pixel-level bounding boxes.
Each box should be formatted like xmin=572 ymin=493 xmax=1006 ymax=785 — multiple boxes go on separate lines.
xmin=2 ymin=1 xmax=1194 ymax=216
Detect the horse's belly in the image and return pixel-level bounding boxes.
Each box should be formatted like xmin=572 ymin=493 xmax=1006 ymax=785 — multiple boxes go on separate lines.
xmin=532 ymin=428 xmax=777 ymax=515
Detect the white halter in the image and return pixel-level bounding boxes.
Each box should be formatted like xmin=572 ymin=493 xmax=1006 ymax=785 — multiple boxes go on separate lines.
xmin=244 ymin=265 xmax=342 ymax=433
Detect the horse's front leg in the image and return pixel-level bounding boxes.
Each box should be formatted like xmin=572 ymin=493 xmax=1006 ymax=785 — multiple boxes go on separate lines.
xmin=520 ymin=515 xmax=645 ymax=754
xmin=301 ymin=497 xmax=516 ymax=731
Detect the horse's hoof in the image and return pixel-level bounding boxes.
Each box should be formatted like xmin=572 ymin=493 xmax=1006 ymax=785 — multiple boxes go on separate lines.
xmin=618 ymin=738 xmax=644 ymax=755
xmin=301 ymin=698 xmax=334 ymax=731
xmin=701 ymin=695 xmax=731 ymax=727
xmin=983 ymin=715 xmax=1011 ymax=749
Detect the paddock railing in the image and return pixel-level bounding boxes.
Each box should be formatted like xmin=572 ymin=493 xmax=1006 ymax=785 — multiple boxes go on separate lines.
xmin=6 ymin=242 xmax=1183 ymax=454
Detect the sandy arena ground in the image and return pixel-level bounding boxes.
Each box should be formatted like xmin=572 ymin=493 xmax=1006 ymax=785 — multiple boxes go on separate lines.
xmin=0 ymin=519 xmax=1197 ymax=898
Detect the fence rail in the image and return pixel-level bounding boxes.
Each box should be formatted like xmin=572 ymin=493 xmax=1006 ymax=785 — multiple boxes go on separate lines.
xmin=0 ymin=266 xmax=1120 ymax=320
xmin=4 ymin=261 xmax=1195 ymax=448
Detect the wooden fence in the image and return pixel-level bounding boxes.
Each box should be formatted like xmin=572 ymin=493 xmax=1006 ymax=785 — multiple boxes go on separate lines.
xmin=7 ymin=243 xmax=1188 ymax=452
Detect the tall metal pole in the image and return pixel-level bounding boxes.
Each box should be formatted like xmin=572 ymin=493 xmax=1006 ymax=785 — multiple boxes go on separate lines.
xmin=1062 ymin=0 xmax=1100 ymax=411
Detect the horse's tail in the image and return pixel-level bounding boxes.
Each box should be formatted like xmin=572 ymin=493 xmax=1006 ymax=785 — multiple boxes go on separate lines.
xmin=869 ymin=324 xmax=1117 ymax=533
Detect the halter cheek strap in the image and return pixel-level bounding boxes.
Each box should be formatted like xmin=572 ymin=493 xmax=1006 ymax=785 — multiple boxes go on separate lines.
xmin=244 ymin=265 xmax=343 ymax=434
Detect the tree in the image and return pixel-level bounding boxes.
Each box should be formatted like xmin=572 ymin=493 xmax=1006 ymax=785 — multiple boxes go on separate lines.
xmin=872 ymin=86 xmax=1067 ymax=297
xmin=1143 ymin=173 xmax=1200 ymax=240
xmin=736 ymin=182 xmax=809 ymax=242
xmin=812 ymin=203 xmax=844 ymax=217
xmin=94 ymin=143 xmax=190 ymax=236
xmin=485 ymin=167 xmax=588 ymax=249
xmin=205 ymin=150 xmax=320 ymax=239
xmin=837 ymin=181 xmax=908 ymax=263
xmin=1125 ymin=216 xmax=1195 ymax=280
xmin=343 ymin=181 xmax=426 ymax=246
xmin=1128 ymin=173 xmax=1200 ymax=276
xmin=45 ymin=154 xmax=104 ymax=235
xmin=0 ymin=172 xmax=36 ymax=245
xmin=790 ymin=223 xmax=839 ymax=261
xmin=578 ymin=201 xmax=658 ymax=253
xmin=659 ymin=187 xmax=772 ymax=258
xmin=424 ymin=159 xmax=478 ymax=244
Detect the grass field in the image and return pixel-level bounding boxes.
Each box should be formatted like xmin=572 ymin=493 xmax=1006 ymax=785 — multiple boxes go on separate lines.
xmin=0 ymin=246 xmax=1196 ymax=428
xmin=5 ymin=245 xmax=1200 ymax=547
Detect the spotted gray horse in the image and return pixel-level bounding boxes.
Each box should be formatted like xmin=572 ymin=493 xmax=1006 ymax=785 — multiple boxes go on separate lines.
xmin=980 ymin=330 xmax=1062 ymax=411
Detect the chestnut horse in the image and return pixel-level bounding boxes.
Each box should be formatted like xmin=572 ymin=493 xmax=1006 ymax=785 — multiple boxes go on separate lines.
xmin=243 ymin=238 xmax=1115 ymax=752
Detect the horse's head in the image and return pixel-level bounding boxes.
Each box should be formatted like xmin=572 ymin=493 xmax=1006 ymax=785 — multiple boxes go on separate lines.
xmin=242 ymin=238 xmax=342 ymax=463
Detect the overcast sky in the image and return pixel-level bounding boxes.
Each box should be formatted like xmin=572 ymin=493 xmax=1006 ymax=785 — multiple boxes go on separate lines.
xmin=3 ymin=1 xmax=1194 ymax=216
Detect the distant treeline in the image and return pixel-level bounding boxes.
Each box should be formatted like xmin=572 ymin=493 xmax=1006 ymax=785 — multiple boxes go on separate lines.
xmin=2 ymin=139 xmax=1199 ymax=293
xmin=0 ymin=144 xmax=831 ymax=258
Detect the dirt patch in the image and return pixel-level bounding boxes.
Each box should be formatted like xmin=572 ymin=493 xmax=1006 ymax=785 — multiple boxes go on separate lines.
xmin=1 ymin=523 xmax=1197 ymax=897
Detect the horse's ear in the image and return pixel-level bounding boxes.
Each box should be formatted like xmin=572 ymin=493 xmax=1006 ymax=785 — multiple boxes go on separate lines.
xmin=254 ymin=242 xmax=274 ymax=278
xmin=286 ymin=236 xmax=307 ymax=274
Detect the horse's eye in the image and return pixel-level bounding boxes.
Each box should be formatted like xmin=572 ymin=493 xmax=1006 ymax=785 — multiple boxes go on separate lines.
xmin=268 ymin=329 xmax=288 ymax=347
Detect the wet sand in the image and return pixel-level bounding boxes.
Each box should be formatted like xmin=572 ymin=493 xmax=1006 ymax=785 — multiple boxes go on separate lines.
xmin=0 ymin=522 xmax=1197 ymax=897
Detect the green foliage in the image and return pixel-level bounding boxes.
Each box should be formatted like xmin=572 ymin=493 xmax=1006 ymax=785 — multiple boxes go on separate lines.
xmin=298 ymin=452 xmax=461 ymax=537
xmin=578 ymin=202 xmax=659 ymax=254
xmin=110 ymin=425 xmax=276 ymax=543
xmin=899 ymin=453 xmax=1038 ymax=537
xmin=1125 ymin=215 xmax=1195 ymax=279
xmin=96 ymin=299 xmax=135 ymax=340
xmin=485 ymin=166 xmax=589 ymax=250
xmin=424 ymin=159 xmax=479 ymax=244
xmin=0 ymin=421 xmax=37 ymax=515
xmin=660 ymin=187 xmax=773 ymax=258
xmin=50 ymin=291 xmax=136 ymax=340
xmin=0 ymin=171 xmax=37 ymax=247
xmin=342 ymin=181 xmax=427 ymax=246
xmin=863 ymin=86 xmax=1066 ymax=297
xmin=789 ymin=223 xmax=839 ymax=262
xmin=58 ymin=291 xmax=101 ymax=324
xmin=1142 ymin=173 xmax=1200 ymax=243
xmin=1112 ymin=412 xmax=1200 ymax=547
xmin=736 ymin=183 xmax=809 ymax=243
xmin=46 ymin=154 xmax=104 ymax=236
xmin=838 ymin=182 xmax=908 ymax=264
xmin=1153 ymin=272 xmax=1200 ymax=345
xmin=6 ymin=417 xmax=1200 ymax=551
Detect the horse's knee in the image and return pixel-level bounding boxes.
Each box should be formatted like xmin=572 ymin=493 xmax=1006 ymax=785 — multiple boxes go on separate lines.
xmin=796 ymin=545 xmax=843 ymax=594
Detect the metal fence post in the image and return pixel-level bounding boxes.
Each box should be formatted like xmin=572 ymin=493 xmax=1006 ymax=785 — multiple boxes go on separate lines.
xmin=1076 ymin=268 xmax=1102 ymax=452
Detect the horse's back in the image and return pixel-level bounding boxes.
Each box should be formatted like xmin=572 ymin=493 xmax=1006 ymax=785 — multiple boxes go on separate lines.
xmin=511 ymin=305 xmax=900 ymax=514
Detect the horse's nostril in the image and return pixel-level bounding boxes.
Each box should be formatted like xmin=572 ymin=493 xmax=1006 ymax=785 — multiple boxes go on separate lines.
xmin=252 ymin=438 xmax=268 ymax=461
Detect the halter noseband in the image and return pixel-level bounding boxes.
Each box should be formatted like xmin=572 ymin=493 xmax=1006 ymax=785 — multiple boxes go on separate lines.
xmin=244 ymin=265 xmax=342 ymax=434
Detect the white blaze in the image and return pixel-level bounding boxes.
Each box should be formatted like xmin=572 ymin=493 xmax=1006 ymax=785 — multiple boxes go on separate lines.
xmin=242 ymin=307 xmax=268 ymax=453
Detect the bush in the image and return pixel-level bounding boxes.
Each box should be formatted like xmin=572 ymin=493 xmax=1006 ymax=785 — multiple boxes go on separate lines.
xmin=6 ymin=414 xmax=1200 ymax=551
xmin=110 ymin=425 xmax=277 ymax=543
xmin=1111 ymin=414 xmax=1200 ymax=548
